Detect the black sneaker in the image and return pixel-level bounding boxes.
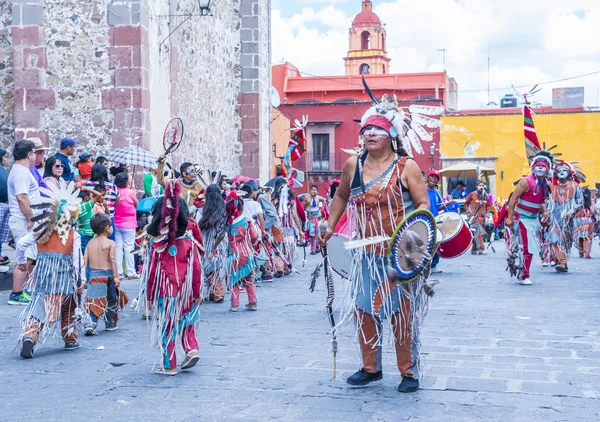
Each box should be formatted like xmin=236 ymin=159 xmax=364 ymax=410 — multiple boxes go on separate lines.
xmin=20 ymin=337 xmax=35 ymax=359
xmin=274 ymin=271 xmax=283 ymax=279
xmin=397 ymin=376 xmax=419 ymax=393
xmin=556 ymin=265 xmax=568 ymax=273
xmin=262 ymin=274 xmax=273 ymax=282
xmin=346 ymin=369 xmax=383 ymax=386
xmin=64 ymin=342 xmax=81 ymax=351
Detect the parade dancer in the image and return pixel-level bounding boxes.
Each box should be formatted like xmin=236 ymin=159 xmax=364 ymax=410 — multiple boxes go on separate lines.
xmin=144 ymin=182 xmax=204 ymax=375
xmin=546 ymin=161 xmax=584 ymax=273
xmin=505 ymin=151 xmax=553 ymax=285
xmin=83 ymin=213 xmax=122 ymax=335
xmin=222 ymin=192 xmax=259 ymax=311
xmin=272 ymin=179 xmax=301 ymax=275
xmin=320 ymin=87 xmax=438 ymax=393
xmin=574 ymin=187 xmax=594 ymax=259
xmin=465 ymin=179 xmax=491 ymax=254
xmin=198 ymin=184 xmax=227 ymax=302
xmin=17 ymin=181 xmax=85 ymax=358
xmin=302 ymin=185 xmax=325 ymax=254
xmin=323 ymin=179 xmax=340 ymax=220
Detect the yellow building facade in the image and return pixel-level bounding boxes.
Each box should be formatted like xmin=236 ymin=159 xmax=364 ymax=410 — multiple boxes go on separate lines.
xmin=440 ymin=111 xmax=600 ymax=200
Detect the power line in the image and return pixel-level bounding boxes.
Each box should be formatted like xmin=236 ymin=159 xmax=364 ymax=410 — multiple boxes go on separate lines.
xmin=279 ymin=63 xmax=600 ymax=95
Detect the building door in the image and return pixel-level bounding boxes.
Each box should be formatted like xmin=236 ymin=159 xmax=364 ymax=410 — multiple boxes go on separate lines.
xmin=312 ymin=134 xmax=330 ymax=171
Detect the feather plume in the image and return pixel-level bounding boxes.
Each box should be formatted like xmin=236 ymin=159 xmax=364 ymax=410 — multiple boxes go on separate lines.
xmin=401 ymin=136 xmax=413 ymax=156
xmin=341 ymin=147 xmax=362 ymax=156
xmin=411 ymin=113 xmax=442 ymax=129
xmin=408 ymin=105 xmax=444 ymax=116
xmin=343 ymin=236 xmax=390 ymax=250
xmin=411 ymin=121 xmax=433 ymax=142
xmin=406 ymin=129 xmax=425 ymax=155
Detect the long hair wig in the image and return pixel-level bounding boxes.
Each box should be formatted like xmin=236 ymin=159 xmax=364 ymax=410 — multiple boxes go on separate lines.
xmin=198 ymin=184 xmax=226 ymax=231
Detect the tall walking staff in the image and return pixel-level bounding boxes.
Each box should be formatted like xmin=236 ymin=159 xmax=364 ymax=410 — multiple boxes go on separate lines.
xmin=318 ymin=220 xmax=337 ymax=379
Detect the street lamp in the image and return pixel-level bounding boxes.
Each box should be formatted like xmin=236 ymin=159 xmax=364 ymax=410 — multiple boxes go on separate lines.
xmin=198 ymin=0 xmax=213 ymax=15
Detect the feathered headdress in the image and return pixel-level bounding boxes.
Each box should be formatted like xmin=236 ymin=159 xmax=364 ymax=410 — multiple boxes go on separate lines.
xmin=345 ymin=76 xmax=444 ymax=157
xmin=31 ymin=180 xmax=82 ymax=245
xmin=193 ymin=168 xmax=221 ymax=206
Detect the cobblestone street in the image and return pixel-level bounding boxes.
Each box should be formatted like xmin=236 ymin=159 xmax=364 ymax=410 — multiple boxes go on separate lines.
xmin=1 ymin=243 xmax=599 ymax=421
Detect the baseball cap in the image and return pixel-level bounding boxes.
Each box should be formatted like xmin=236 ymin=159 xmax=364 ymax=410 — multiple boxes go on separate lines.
xmin=60 ymin=138 xmax=80 ymax=149
xmin=428 ymin=169 xmax=441 ymax=178
xmin=28 ymin=137 xmax=49 ymax=152
xmin=79 ymin=151 xmax=92 ymax=160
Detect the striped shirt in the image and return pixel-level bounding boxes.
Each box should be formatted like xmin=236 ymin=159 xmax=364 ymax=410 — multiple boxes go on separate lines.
xmin=86 ymin=181 xmax=119 ymax=216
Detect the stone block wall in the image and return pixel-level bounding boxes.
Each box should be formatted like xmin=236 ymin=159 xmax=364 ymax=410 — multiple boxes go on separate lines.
xmin=0 ymin=2 xmax=13 ymax=144
xmin=0 ymin=0 xmax=272 ymax=180
xmin=239 ymin=0 xmax=271 ymax=181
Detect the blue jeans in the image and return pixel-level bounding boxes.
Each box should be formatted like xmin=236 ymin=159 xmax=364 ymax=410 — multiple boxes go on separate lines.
xmin=431 ymin=253 xmax=440 ymax=269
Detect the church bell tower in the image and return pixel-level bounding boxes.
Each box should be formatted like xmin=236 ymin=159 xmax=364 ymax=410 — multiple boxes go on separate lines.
xmin=344 ymin=0 xmax=391 ymax=76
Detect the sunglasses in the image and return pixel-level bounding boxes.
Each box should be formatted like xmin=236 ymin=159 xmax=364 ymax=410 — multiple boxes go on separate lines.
xmin=53 ymin=164 xmax=65 ymax=169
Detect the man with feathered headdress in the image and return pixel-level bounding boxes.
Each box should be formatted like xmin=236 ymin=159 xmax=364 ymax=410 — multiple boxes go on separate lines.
xmin=143 ymin=181 xmax=204 ymax=375
xmin=17 ymin=181 xmax=86 ymax=358
xmin=465 ymin=179 xmax=491 ymax=254
xmin=546 ymin=161 xmax=584 ymax=272
xmin=505 ymin=151 xmax=554 ymax=284
xmin=319 ymin=80 xmax=438 ymax=393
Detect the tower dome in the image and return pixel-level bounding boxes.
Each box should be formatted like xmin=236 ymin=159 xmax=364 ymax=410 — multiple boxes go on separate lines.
xmin=352 ymin=0 xmax=381 ymax=26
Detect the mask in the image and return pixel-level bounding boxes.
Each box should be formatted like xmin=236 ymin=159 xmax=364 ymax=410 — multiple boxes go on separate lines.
xmin=556 ymin=167 xmax=570 ymax=181
xmin=533 ymin=165 xmax=548 ymax=177
xmin=477 ymin=185 xmax=485 ymax=191
xmin=362 ymin=127 xmax=390 ymax=137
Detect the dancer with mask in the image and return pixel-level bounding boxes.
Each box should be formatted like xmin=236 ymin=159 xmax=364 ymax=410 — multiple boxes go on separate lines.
xmin=546 ymin=162 xmax=584 ymax=272
xmin=573 ymin=187 xmax=594 ymax=259
xmin=319 ymin=87 xmax=438 ymax=393
xmin=465 ymin=180 xmax=491 ymax=255
xmin=505 ymin=151 xmax=552 ymax=284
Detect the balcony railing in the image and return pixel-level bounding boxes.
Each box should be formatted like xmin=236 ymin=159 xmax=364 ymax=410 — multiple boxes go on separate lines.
xmin=294 ymin=153 xmax=343 ymax=173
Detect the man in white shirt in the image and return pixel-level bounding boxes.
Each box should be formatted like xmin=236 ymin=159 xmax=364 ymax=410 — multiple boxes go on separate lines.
xmin=7 ymin=140 xmax=40 ymax=305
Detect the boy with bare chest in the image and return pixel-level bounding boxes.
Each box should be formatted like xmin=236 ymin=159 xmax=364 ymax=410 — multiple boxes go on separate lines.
xmin=82 ymin=213 xmax=122 ymax=335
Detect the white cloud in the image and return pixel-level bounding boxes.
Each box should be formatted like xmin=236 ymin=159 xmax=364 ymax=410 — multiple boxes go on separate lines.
xmin=272 ymin=0 xmax=600 ymax=109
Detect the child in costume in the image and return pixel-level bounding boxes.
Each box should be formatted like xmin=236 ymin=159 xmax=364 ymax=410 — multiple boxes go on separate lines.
xmin=144 ymin=182 xmax=204 ymax=375
xmin=224 ymin=192 xmax=259 ymax=312
xmin=17 ymin=181 xmax=85 ymax=358
xmin=83 ymin=213 xmax=121 ymax=335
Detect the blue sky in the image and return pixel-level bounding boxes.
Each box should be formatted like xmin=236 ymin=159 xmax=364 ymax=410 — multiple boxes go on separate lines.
xmin=271 ymin=0 xmax=600 ymax=109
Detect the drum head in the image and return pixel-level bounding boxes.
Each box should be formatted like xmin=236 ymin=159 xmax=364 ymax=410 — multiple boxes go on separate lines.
xmin=435 ymin=212 xmax=463 ymax=241
xmin=388 ymin=209 xmax=437 ymax=284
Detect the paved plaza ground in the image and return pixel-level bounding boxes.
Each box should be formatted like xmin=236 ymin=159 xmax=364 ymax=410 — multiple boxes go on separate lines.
xmin=0 ymin=243 xmax=599 ymax=421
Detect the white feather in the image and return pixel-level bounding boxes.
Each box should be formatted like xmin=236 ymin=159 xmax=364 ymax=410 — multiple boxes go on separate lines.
xmin=344 ymin=236 xmax=390 ymax=250
xmin=402 ymin=136 xmax=413 ymax=156
xmin=407 ymin=129 xmax=425 ymax=155
xmin=411 ymin=122 xmax=433 ymax=142
xmin=412 ymin=113 xmax=442 ymax=129
xmin=408 ymin=105 xmax=444 ymax=116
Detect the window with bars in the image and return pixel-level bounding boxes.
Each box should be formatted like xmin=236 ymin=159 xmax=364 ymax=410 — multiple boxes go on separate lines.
xmin=312 ymin=134 xmax=330 ymax=171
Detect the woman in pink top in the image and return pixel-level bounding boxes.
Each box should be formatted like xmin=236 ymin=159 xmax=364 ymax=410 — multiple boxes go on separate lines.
xmin=113 ymin=172 xmax=139 ymax=279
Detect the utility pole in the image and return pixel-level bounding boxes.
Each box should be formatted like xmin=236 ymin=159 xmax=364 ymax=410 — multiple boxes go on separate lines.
xmin=437 ymin=48 xmax=446 ymax=72
xmin=487 ymin=56 xmax=491 ymax=104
